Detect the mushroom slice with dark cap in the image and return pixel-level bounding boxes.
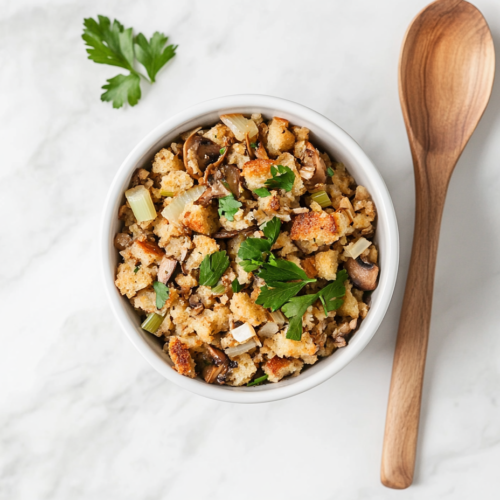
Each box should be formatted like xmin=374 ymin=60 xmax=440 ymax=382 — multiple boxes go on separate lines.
xmin=245 ymin=132 xmax=255 ymax=160
xmin=202 ymin=346 xmax=229 ymax=384
xmin=183 ymin=128 xmax=227 ymax=180
xmin=188 ymin=294 xmax=204 ymax=315
xmin=254 ymin=123 xmax=269 ymax=160
xmin=157 ymin=257 xmax=177 ymax=284
xmin=196 ymin=181 xmax=231 ymax=207
xmin=299 ymin=141 xmax=327 ymax=186
xmin=345 ymin=257 xmax=379 ymax=291
xmin=213 ymin=225 xmax=259 ymax=239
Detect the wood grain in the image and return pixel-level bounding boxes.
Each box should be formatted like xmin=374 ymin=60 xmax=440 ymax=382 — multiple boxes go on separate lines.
xmin=381 ymin=0 xmax=495 ymax=489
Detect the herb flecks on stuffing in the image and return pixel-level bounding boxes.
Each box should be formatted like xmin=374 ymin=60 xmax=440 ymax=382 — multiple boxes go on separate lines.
xmin=114 ymin=114 xmax=379 ymax=386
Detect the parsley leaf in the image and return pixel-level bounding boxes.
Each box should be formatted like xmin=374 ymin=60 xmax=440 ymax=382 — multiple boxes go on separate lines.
xmin=219 ymin=147 xmax=226 ymax=155
xmin=82 ymin=16 xmax=135 ymax=71
xmin=327 ymin=166 xmax=335 ymax=177
xmin=281 ymin=294 xmax=319 ymax=319
xmin=247 ymin=374 xmax=268 ymax=386
xmin=261 ymin=217 xmax=281 ymax=245
xmin=259 ymin=259 xmax=311 ymax=283
xmin=134 ymin=265 xmax=140 ymax=273
xmin=232 ymin=278 xmax=244 ymax=292
xmin=254 ymin=188 xmax=271 ymax=198
xmin=319 ymin=269 xmax=348 ymax=313
xmin=238 ymin=238 xmax=272 ymax=262
xmin=134 ymin=32 xmax=177 ymax=83
xmin=153 ymin=281 xmax=170 ymax=309
xmin=199 ymin=251 xmax=230 ymax=287
xmin=265 ymin=165 xmax=295 ymax=192
xmin=218 ymin=195 xmax=242 ymax=222
xmin=256 ymin=282 xmax=308 ymax=311
xmin=82 ymin=15 xmax=177 ymax=108
xmin=240 ymin=260 xmax=264 ymax=273
xmin=101 ymin=73 xmax=141 ymax=108
xmin=250 ymin=142 xmax=258 ymax=149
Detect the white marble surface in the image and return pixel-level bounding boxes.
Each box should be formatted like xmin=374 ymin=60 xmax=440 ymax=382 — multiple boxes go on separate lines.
xmin=1 ymin=0 xmax=500 ymax=498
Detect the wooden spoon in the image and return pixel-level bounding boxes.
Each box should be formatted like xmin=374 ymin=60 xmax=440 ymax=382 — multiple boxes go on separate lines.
xmin=381 ymin=0 xmax=495 ymax=489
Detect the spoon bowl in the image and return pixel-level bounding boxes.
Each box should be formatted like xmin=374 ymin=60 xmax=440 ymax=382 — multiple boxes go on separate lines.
xmin=381 ymin=0 xmax=494 ymax=490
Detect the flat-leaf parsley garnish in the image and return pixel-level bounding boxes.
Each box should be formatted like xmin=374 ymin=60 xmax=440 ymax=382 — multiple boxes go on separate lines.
xmin=254 ymin=188 xmax=271 ymax=198
xmin=218 ymin=195 xmax=242 ymax=222
xmin=199 ymin=251 xmax=230 ymax=287
xmin=264 ymin=165 xmax=295 ymax=192
xmin=82 ymin=15 xmax=177 ymax=108
xmin=153 ymin=281 xmax=170 ymax=309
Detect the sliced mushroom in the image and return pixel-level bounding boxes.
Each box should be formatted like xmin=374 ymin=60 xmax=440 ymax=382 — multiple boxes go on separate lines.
xmin=300 ymin=141 xmax=327 ymax=186
xmin=254 ymin=123 xmax=269 ymax=160
xmin=203 ymin=346 xmax=229 ymax=384
xmin=183 ymin=128 xmax=227 ymax=179
xmin=196 ymin=181 xmax=231 ymax=207
xmin=213 ymin=225 xmax=259 ymax=239
xmin=345 ymin=257 xmax=379 ymax=291
xmin=114 ymin=232 xmax=132 ymax=251
xmin=158 ymin=257 xmax=177 ymax=284
xmin=222 ymin=164 xmax=241 ymax=198
xmin=188 ymin=294 xmax=204 ymax=315
xmin=245 ymin=132 xmax=255 ymax=160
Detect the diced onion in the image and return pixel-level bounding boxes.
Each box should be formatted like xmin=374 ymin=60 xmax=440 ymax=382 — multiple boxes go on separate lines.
xmin=211 ymin=284 xmax=226 ymax=295
xmin=161 ymin=185 xmax=206 ymax=223
xmin=231 ymin=323 xmax=256 ymax=342
xmin=310 ymin=190 xmax=332 ymax=208
xmin=125 ymin=185 xmax=157 ymax=223
xmin=225 ymin=338 xmax=258 ymax=357
xmin=258 ymin=322 xmax=279 ymax=338
xmin=220 ymin=114 xmax=259 ymax=141
xmin=141 ymin=313 xmax=165 ymax=336
xmin=270 ymin=310 xmax=286 ymax=325
xmin=344 ymin=237 xmax=372 ymax=260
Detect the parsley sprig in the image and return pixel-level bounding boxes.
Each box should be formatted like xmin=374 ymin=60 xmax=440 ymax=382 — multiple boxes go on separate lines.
xmin=82 ymin=15 xmax=177 ymax=108
xmin=281 ymin=270 xmax=348 ymax=341
xmin=237 ymin=217 xmax=281 ymax=272
xmin=199 ymin=251 xmax=230 ymax=287
xmin=218 ymin=195 xmax=242 ymax=222
xmin=265 ymin=165 xmax=295 ymax=192
xmin=153 ymin=281 xmax=170 ymax=309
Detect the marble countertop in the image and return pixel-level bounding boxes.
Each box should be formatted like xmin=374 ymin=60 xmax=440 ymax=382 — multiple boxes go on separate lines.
xmin=2 ymin=0 xmax=500 ymax=498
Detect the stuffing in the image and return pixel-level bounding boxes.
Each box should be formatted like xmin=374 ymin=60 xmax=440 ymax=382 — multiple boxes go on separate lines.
xmin=181 ymin=203 xmax=220 ymax=235
xmin=242 ymin=159 xmax=275 ymax=191
xmin=159 ymin=171 xmax=194 ymax=195
xmin=115 ymin=261 xmax=157 ymax=299
xmin=337 ymin=282 xmax=359 ymax=319
xmin=230 ymin=292 xmax=268 ymax=326
xmin=175 ymin=273 xmax=198 ymax=294
xmin=168 ymin=337 xmax=196 ymax=378
xmin=132 ymin=286 xmax=179 ymax=316
xmin=315 ymin=249 xmax=339 ymax=280
xmin=153 ymin=216 xmax=190 ymax=248
xmin=266 ymin=117 xmax=295 ymax=156
xmin=152 ymin=148 xmax=185 ymax=175
xmin=203 ymin=123 xmax=234 ymax=146
xmin=226 ymin=353 xmax=258 ymax=386
xmin=185 ymin=235 xmax=219 ymax=270
xmin=188 ymin=304 xmax=230 ymax=344
xmin=264 ymin=330 xmax=318 ymax=360
xmin=114 ymin=114 xmax=379 ymax=387
xmin=263 ymin=356 xmax=303 ymax=383
xmin=290 ymin=212 xmax=350 ymax=246
xmin=120 ymin=239 xmax=164 ymax=267
xmin=227 ymin=142 xmax=250 ymax=168
xmin=163 ymin=236 xmax=193 ymax=260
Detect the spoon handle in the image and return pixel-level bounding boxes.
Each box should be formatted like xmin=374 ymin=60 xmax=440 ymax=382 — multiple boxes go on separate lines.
xmin=381 ymin=179 xmax=446 ymax=489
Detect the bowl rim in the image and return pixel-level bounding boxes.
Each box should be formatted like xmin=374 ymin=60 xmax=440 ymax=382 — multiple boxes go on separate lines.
xmin=100 ymin=94 xmax=399 ymax=404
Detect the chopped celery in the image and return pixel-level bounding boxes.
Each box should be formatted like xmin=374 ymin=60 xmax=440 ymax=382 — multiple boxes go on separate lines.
xmin=141 ymin=312 xmax=165 ymax=335
xmin=211 ymin=284 xmax=226 ymax=295
xmin=160 ymin=190 xmax=175 ymax=197
xmin=310 ymin=190 xmax=332 ymax=208
xmin=125 ymin=185 xmax=157 ymax=222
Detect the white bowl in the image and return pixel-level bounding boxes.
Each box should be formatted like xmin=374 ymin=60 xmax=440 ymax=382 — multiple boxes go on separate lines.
xmin=101 ymin=94 xmax=399 ymax=404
